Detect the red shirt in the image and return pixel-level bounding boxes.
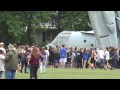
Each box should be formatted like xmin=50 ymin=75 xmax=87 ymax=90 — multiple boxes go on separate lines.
xmin=29 ymin=54 xmax=39 ymax=65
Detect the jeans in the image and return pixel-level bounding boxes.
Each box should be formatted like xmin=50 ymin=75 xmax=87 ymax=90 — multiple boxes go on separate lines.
xmin=40 ymin=60 xmax=46 ymax=73
xmin=20 ymin=62 xmax=27 ymax=73
xmin=5 ymin=69 xmax=16 ymax=79
xmin=27 ymin=64 xmax=30 ymax=73
xmin=100 ymin=58 xmax=105 ymax=69
xmin=30 ymin=64 xmax=39 ymax=79
xmin=0 ymin=71 xmax=3 ymax=79
xmin=76 ymin=58 xmax=82 ymax=68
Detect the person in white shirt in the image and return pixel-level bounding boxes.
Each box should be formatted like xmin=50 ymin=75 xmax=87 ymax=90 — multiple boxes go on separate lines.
xmin=0 ymin=50 xmax=5 ymax=79
xmin=104 ymin=47 xmax=111 ymax=69
xmin=98 ymin=47 xmax=105 ymax=69
xmin=45 ymin=47 xmax=49 ymax=67
xmin=0 ymin=42 xmax=6 ymax=56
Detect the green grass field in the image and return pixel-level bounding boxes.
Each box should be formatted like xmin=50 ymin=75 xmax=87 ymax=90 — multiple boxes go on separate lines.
xmin=15 ymin=68 xmax=120 ymax=79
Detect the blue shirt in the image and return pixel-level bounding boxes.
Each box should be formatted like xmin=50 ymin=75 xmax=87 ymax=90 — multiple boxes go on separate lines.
xmin=90 ymin=48 xmax=94 ymax=56
xmin=83 ymin=52 xmax=89 ymax=60
xmin=60 ymin=48 xmax=66 ymax=58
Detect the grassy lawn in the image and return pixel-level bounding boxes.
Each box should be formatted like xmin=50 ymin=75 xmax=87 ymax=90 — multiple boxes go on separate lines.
xmin=15 ymin=68 xmax=120 ymax=79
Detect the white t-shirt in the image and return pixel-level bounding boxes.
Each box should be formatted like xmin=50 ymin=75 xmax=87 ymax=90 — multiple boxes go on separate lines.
xmin=45 ymin=50 xmax=49 ymax=57
xmin=98 ymin=50 xmax=104 ymax=59
xmin=0 ymin=54 xmax=5 ymax=71
xmin=105 ymin=50 xmax=110 ymax=60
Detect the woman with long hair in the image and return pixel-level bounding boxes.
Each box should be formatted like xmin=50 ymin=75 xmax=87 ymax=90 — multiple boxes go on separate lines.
xmin=29 ymin=46 xmax=39 ymax=79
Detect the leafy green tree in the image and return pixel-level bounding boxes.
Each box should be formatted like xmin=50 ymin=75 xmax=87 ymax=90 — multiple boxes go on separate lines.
xmin=20 ymin=11 xmax=52 ymax=44
xmin=51 ymin=11 xmax=90 ymax=32
xmin=0 ymin=11 xmax=23 ymax=45
xmin=0 ymin=11 xmax=52 ymax=45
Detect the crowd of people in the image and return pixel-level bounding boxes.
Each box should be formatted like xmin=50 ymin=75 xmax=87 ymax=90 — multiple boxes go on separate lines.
xmin=0 ymin=42 xmax=120 ymax=79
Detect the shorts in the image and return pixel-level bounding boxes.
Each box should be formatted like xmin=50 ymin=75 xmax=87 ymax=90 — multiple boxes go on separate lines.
xmin=59 ymin=58 xmax=67 ymax=63
xmin=105 ymin=59 xmax=109 ymax=64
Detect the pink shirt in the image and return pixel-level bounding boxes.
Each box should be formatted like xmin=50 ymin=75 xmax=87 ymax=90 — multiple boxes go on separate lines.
xmin=94 ymin=53 xmax=97 ymax=61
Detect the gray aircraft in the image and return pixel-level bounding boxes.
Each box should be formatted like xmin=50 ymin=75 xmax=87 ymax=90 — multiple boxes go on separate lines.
xmin=88 ymin=11 xmax=120 ymax=49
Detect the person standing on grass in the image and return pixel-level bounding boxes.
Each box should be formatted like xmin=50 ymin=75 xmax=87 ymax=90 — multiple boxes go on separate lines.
xmin=17 ymin=52 xmax=22 ymax=73
xmin=113 ymin=48 xmax=119 ymax=69
xmin=73 ymin=47 xmax=77 ymax=68
xmin=71 ymin=48 xmax=76 ymax=68
xmin=39 ymin=47 xmax=47 ymax=73
xmin=66 ymin=48 xmax=72 ymax=68
xmin=49 ymin=47 xmax=55 ymax=68
xmin=16 ymin=46 xmax=22 ymax=73
xmin=45 ymin=47 xmax=49 ymax=67
xmin=93 ymin=49 xmax=97 ymax=69
xmin=0 ymin=50 xmax=5 ymax=79
xmin=104 ymin=47 xmax=111 ymax=69
xmin=109 ymin=47 xmax=117 ymax=70
xmin=98 ymin=47 xmax=105 ymax=69
xmin=56 ymin=46 xmax=60 ymax=67
xmin=29 ymin=46 xmax=39 ymax=79
xmin=83 ymin=48 xmax=89 ymax=68
xmin=20 ymin=52 xmax=27 ymax=73
xmin=89 ymin=44 xmax=94 ymax=67
xmin=4 ymin=44 xmax=18 ymax=79
xmin=26 ymin=50 xmax=31 ymax=73
xmin=76 ymin=48 xmax=83 ymax=68
xmin=59 ymin=45 xmax=67 ymax=68
xmin=54 ymin=48 xmax=60 ymax=68
xmin=24 ymin=45 xmax=31 ymax=73
xmin=89 ymin=48 xmax=97 ymax=69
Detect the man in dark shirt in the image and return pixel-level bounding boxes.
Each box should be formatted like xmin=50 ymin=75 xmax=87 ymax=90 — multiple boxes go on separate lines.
xmin=76 ymin=48 xmax=83 ymax=68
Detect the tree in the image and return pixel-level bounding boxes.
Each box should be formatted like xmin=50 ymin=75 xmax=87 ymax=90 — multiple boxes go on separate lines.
xmin=51 ymin=11 xmax=90 ymax=32
xmin=20 ymin=11 xmax=52 ymax=44
xmin=0 ymin=11 xmax=24 ymax=45
xmin=0 ymin=11 xmax=53 ymax=45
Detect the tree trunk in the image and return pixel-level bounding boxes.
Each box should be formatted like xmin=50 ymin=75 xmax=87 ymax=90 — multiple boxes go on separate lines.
xmin=58 ymin=11 xmax=62 ymax=33
xmin=27 ymin=14 xmax=32 ymax=45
